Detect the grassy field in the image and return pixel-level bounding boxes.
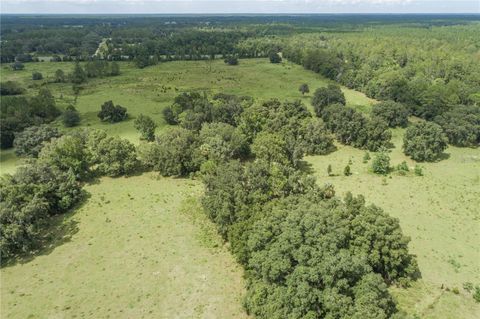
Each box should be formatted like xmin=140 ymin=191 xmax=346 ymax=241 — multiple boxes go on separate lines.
xmin=1 ymin=58 xmax=479 ymax=318
xmin=1 ymin=174 xmax=248 ymax=319
xmin=306 ymin=129 xmax=480 ymax=318
xmin=1 ymin=58 xmax=374 ymax=175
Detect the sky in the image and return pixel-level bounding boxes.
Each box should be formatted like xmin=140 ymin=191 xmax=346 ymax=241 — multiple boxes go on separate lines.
xmin=1 ymin=0 xmax=479 ymax=14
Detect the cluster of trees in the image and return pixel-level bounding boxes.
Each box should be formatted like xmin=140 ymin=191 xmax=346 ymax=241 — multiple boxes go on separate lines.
xmin=282 ymin=26 xmax=480 ymax=150
xmin=139 ymin=93 xmax=335 ymax=176
xmin=312 ymin=85 xmax=392 ymax=152
xmin=0 ymin=88 xmax=60 ymax=149
xmin=71 ymin=61 xmax=120 ymax=84
xmin=134 ymin=92 xmax=418 ymax=317
xmin=191 ymin=101 xmax=418 ymax=318
xmin=98 ymin=100 xmax=128 ymax=123
xmin=1 ymin=128 xmax=140 ymax=260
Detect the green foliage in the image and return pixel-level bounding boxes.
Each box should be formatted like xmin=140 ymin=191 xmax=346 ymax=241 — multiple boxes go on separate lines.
xmin=0 ymin=81 xmax=25 ymax=95
xmin=98 ymin=100 xmax=128 ymax=123
xmin=88 ymin=136 xmax=138 ymax=177
xmin=473 ymin=286 xmax=480 ymax=303
xmin=396 ymin=161 xmax=409 ymax=175
xmin=62 ymin=106 xmax=81 ymax=127
xmin=11 ymin=61 xmax=24 ymax=71
xmin=199 ymin=122 xmax=249 ymax=162
xmin=344 ymin=164 xmax=352 ymax=176
xmin=70 ymin=62 xmax=87 ymax=84
xmin=0 ymin=89 xmax=60 ymax=149
xmin=414 ymin=165 xmax=423 ymax=176
xmin=302 ymin=49 xmax=343 ymax=80
xmin=0 ymin=163 xmax=82 ymax=259
xmin=32 ymin=72 xmax=43 ymax=80
xmin=312 ymin=84 xmax=346 ymax=116
xmin=13 ymin=125 xmax=62 ymax=158
xmin=299 ymin=118 xmax=335 ymax=155
xmin=372 ymin=101 xmax=410 ymax=128
xmin=251 ymin=132 xmax=290 ymax=166
xmin=38 ymin=134 xmax=90 ymax=178
xmin=434 ymin=105 xmax=480 ymax=147
xmin=372 ymin=150 xmax=391 ymax=175
xmin=146 ymin=127 xmax=201 ymax=176
xmin=322 ymin=105 xmax=391 ymax=151
xmin=134 ymin=114 xmax=157 ymax=141
xmin=298 ymin=83 xmax=309 ymax=95
xmin=54 ymin=69 xmax=66 ymax=83
xmin=269 ymin=52 xmax=282 ymax=63
xmin=403 ymin=122 xmax=448 ymax=162
xmin=110 ymin=61 xmax=120 ymax=76
xmin=224 ymin=56 xmax=239 ymax=65
xmin=363 ymin=152 xmax=371 ymax=163
xmin=364 ymin=117 xmax=393 ymax=152
xmin=242 ymin=193 xmax=417 ymax=319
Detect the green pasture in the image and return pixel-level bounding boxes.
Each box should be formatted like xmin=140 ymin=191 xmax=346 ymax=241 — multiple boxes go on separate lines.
xmin=0 ymin=174 xmax=248 ymax=319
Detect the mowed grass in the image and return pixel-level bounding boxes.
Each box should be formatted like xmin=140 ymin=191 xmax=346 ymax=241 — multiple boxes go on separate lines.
xmin=1 ymin=173 xmax=248 ymax=319
xmin=305 ymin=129 xmax=480 ymax=318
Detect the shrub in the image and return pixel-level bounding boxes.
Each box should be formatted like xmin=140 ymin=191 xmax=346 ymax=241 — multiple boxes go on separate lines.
xmin=403 ymin=122 xmax=448 ymax=162
xmin=363 ymin=152 xmax=371 ymax=163
xmin=414 ymin=165 xmax=423 ymax=176
xmin=396 ymin=161 xmax=409 ymax=175
xmin=473 ymin=286 xmax=480 ymax=302
xmin=62 ymin=106 xmax=81 ymax=127
xmin=70 ymin=62 xmax=87 ymax=84
xmin=54 ymin=69 xmax=66 ymax=83
xmin=0 ymin=81 xmax=25 ymax=95
xmin=224 ymin=56 xmax=239 ymax=65
xmin=13 ymin=125 xmax=62 ymax=158
xmin=298 ymin=83 xmax=310 ymax=95
xmin=344 ymin=165 xmax=351 ymax=176
xmin=32 ymin=72 xmax=43 ymax=80
xmin=98 ymin=100 xmax=127 ymax=123
xmin=372 ymin=150 xmax=391 ymax=175
xmin=134 ymin=114 xmax=157 ymax=141
xmin=11 ymin=61 xmax=24 ymax=71
xmin=269 ymin=52 xmax=282 ymax=63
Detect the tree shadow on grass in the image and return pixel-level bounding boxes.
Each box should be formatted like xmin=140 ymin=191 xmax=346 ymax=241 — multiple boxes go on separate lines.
xmin=297 ymin=160 xmax=315 ymax=175
xmin=1 ymin=190 xmax=91 ymax=269
xmin=436 ymin=152 xmax=450 ymax=162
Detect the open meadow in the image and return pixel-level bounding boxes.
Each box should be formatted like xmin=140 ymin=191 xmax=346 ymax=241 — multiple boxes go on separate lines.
xmin=1 ymin=58 xmax=479 ymax=319
xmin=0 ymin=173 xmax=248 ymax=319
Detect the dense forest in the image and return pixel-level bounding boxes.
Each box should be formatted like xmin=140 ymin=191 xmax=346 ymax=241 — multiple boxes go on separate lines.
xmin=1 ymin=14 xmax=479 ymax=319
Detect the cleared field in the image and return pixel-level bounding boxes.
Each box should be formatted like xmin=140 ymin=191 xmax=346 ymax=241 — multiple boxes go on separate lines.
xmin=306 ymin=129 xmax=480 ymax=318
xmin=0 ymin=173 xmax=248 ymax=319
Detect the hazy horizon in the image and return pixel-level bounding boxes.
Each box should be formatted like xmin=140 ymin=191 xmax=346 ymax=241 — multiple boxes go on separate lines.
xmin=1 ymin=0 xmax=479 ymax=15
